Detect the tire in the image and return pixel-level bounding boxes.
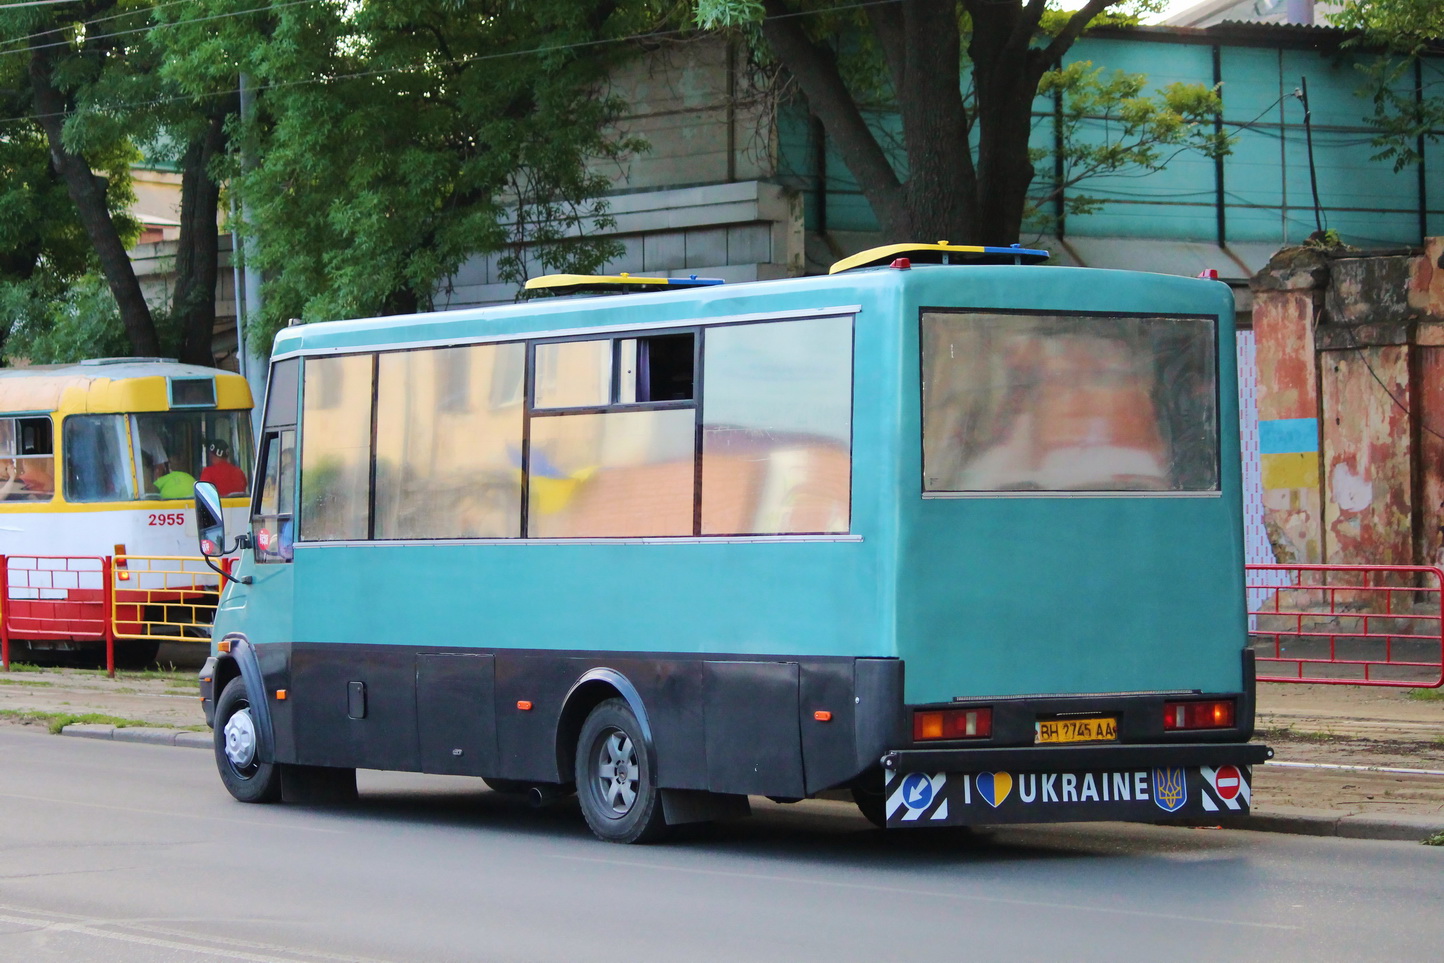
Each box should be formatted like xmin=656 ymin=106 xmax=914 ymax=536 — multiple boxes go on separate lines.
xmin=574 ymin=698 xmax=667 ymax=844
xmin=214 ymin=677 xmax=281 ymax=803
xmin=851 ymin=783 xmax=887 ymax=830
xmin=481 ymin=777 xmax=532 ymax=795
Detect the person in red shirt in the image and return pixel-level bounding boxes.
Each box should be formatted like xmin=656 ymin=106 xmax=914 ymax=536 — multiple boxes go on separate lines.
xmin=199 ymin=439 xmax=248 ymax=496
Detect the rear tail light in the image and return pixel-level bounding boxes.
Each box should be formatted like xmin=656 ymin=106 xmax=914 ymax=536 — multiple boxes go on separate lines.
xmin=1163 ymin=699 xmax=1235 ymax=731
xmin=114 ymin=544 xmax=130 ymax=581
xmin=913 ymin=707 xmax=992 ymax=741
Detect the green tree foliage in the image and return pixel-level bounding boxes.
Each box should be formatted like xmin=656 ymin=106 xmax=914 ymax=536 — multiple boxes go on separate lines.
xmin=1331 ymin=0 xmax=1444 ymax=172
xmin=1037 ymin=61 xmax=1228 ymax=226
xmin=695 ymin=0 xmax=1229 ymax=245
xmin=156 ymin=0 xmax=645 ymax=346
xmin=0 ymin=1 xmax=159 ymax=358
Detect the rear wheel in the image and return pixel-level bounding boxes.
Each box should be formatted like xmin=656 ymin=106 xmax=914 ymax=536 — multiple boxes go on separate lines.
xmin=214 ymin=677 xmax=280 ymax=803
xmin=851 ymin=783 xmax=887 ymax=829
xmin=575 ymin=698 xmax=666 ymax=844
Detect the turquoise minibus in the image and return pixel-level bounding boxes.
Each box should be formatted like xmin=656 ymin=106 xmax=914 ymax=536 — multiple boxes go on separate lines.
xmin=194 ymin=243 xmax=1270 ymax=842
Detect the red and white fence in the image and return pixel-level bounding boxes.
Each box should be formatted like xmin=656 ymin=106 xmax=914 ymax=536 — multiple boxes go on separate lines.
xmin=1248 ymin=564 xmax=1444 ymax=688
xmin=1 ymin=554 xmax=221 ymax=677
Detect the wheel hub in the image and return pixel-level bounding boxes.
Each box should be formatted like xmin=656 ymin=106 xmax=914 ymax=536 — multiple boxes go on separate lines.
xmin=224 ymin=707 xmax=257 ymax=769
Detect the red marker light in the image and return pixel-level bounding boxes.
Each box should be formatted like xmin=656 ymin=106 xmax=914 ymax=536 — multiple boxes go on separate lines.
xmin=1163 ymin=699 xmax=1236 ymax=730
xmin=913 ymin=707 xmax=992 ymax=741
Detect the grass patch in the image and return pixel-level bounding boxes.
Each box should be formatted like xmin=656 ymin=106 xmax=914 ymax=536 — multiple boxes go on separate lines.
xmin=1407 ymin=688 xmax=1444 ymax=702
xmin=0 ymin=662 xmax=46 ymax=673
xmin=0 ymin=677 xmax=54 ymax=688
xmin=1425 ymin=831 xmax=1444 ymax=846
xmin=0 ymin=708 xmax=149 ymax=735
xmin=1257 ymin=727 xmax=1345 ymax=743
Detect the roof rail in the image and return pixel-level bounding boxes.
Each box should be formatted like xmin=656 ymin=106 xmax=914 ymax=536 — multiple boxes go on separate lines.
xmin=524 ymin=273 xmax=725 ymax=295
xmin=78 ymin=357 xmax=179 ymax=366
xmin=828 ymin=242 xmax=1049 ymax=274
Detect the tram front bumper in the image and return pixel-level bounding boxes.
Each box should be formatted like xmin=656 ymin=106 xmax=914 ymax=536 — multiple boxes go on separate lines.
xmin=879 ymin=742 xmax=1272 ymax=828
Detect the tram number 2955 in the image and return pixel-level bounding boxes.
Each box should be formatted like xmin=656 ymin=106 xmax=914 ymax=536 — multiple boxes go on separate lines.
xmin=147 ymin=512 xmax=187 ymax=527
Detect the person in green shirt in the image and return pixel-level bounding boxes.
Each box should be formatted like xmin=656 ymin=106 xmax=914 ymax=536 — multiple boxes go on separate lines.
xmin=154 ymin=468 xmax=197 ymax=499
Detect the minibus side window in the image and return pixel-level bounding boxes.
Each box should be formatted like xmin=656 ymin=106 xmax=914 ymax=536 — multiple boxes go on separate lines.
xmin=700 ymin=317 xmax=854 ymax=535
xmin=525 ymin=332 xmax=698 ymax=537
xmin=253 ymin=429 xmax=295 ymax=563
xmin=374 ymin=343 xmax=525 ymax=539
xmin=299 ymin=354 xmax=374 ymax=541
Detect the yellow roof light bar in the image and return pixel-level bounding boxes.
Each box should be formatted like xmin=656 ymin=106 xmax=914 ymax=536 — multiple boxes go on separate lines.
xmin=524 ymin=273 xmax=725 ymax=295
xmin=828 ymin=241 xmax=1050 ymax=274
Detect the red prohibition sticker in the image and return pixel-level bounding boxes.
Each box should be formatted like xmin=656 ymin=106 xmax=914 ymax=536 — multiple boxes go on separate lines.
xmin=1213 ymin=764 xmax=1242 ymax=801
xmin=257 ymin=529 xmax=272 ymax=551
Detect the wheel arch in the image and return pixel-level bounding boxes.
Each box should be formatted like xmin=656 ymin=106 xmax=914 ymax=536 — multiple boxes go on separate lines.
xmin=216 ymin=634 xmax=275 ymax=766
xmin=556 ymin=668 xmax=655 ymax=783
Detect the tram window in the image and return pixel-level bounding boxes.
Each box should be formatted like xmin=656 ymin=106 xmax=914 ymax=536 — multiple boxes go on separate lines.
xmin=1 ymin=416 xmax=55 ymax=502
xmin=63 ymin=415 xmax=137 ymax=502
xmin=618 ymin=334 xmax=694 ymax=403
xmin=132 ymin=410 xmax=253 ymax=500
xmin=375 ymin=343 xmax=525 ymax=539
xmin=300 ymin=354 xmax=374 ymax=540
xmin=700 ymin=318 xmax=853 ymax=535
xmin=920 ymin=311 xmax=1219 ymax=493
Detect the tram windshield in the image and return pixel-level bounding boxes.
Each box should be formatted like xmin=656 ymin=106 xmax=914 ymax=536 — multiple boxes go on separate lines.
xmin=63 ymin=410 xmax=254 ymax=502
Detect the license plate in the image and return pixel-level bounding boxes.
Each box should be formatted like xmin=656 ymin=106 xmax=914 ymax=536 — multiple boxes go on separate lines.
xmin=1035 ymin=716 xmax=1118 ymax=744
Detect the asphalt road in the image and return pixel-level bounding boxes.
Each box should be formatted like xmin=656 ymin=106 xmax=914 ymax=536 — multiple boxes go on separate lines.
xmin=1 ymin=729 xmax=1441 ymax=963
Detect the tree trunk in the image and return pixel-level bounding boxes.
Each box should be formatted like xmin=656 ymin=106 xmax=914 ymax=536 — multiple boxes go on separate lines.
xmin=28 ymin=47 xmax=159 ymax=357
xmin=174 ymin=114 xmax=228 ymax=366
xmin=894 ymin=1 xmax=978 ymax=243
xmin=967 ymin=3 xmax=1047 ymax=245
xmin=759 ymin=0 xmax=911 ymax=239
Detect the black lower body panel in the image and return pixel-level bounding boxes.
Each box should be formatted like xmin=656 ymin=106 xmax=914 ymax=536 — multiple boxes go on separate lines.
xmin=256 ymin=642 xmax=904 ymax=799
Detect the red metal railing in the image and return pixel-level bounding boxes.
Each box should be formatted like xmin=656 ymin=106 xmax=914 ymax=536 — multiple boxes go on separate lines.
xmin=1 ymin=555 xmax=116 ymax=677
xmin=1248 ymin=563 xmax=1444 ymax=688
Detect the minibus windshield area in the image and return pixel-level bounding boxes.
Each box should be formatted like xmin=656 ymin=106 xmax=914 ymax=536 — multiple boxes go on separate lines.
xmin=63 ymin=410 xmax=254 ymax=502
xmin=921 ymin=311 xmax=1219 ymax=493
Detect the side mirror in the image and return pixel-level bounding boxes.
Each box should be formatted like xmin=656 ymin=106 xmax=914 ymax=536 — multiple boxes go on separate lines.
xmin=193 ymin=481 xmax=252 ymax=584
xmin=195 ymin=481 xmax=226 ymax=556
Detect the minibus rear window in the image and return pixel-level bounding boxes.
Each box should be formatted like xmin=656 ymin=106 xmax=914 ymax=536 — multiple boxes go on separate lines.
xmin=920 ymin=311 xmax=1219 ymax=494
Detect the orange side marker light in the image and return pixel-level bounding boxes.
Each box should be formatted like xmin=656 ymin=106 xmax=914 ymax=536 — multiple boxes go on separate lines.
xmin=517 ymin=701 xmax=533 ymax=711
xmin=275 ymin=689 xmax=287 ymax=701
xmin=216 ymin=639 xmax=232 ymax=653
xmin=814 ymin=710 xmax=833 ymax=722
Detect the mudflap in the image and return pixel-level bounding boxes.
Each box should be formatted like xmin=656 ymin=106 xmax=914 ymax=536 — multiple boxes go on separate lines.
xmin=883 ymin=764 xmax=1252 ymax=827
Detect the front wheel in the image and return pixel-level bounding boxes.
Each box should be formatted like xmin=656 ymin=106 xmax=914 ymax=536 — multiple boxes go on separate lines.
xmin=574 ymin=698 xmax=667 ymax=844
xmin=214 ymin=677 xmax=280 ymax=803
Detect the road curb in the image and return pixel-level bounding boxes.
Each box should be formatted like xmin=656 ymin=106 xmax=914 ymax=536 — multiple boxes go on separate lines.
xmin=59 ymin=724 xmax=210 ymax=748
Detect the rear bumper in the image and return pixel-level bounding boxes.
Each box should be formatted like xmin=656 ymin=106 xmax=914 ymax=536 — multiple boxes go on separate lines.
xmin=883 ymin=741 xmax=1272 ymax=773
xmin=880 ymin=742 xmax=1271 ymax=828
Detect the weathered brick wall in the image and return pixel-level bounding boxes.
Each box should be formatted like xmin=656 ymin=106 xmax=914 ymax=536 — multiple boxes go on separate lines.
xmin=1250 ymin=238 xmax=1444 ymax=566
